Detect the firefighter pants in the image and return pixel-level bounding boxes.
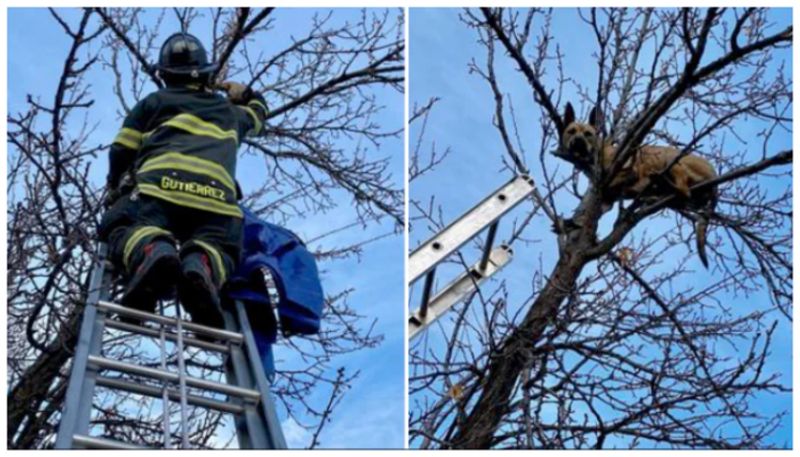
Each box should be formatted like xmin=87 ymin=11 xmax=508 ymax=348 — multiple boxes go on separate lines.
xmin=100 ymin=192 xmax=243 ymax=288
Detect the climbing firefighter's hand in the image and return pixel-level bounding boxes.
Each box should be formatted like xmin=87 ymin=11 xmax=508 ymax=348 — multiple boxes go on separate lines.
xmin=219 ymin=81 xmax=253 ymax=104
xmin=102 ymin=173 xmax=133 ymax=209
xmin=103 ymin=186 xmax=121 ymax=209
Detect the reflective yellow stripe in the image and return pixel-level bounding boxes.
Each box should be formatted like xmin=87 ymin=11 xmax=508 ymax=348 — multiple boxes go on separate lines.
xmin=193 ymin=240 xmax=227 ymax=285
xmin=240 ymin=106 xmax=262 ymax=136
xmin=247 ymin=99 xmax=268 ymax=114
xmin=114 ymin=136 xmax=139 ymax=150
xmin=123 ymin=226 xmax=172 ymax=269
xmin=160 ymin=113 xmax=238 ymax=142
xmin=113 ymin=127 xmax=143 ymax=150
xmin=138 ymin=183 xmax=243 ymax=218
xmin=138 ymin=152 xmax=236 ymax=192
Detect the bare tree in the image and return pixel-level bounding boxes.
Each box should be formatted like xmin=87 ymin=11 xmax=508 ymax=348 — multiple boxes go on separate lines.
xmin=8 ymin=7 xmax=403 ymax=449
xmin=409 ymin=7 xmax=791 ymax=449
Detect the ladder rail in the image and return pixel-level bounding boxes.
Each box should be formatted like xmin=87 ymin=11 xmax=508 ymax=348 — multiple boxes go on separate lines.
xmin=174 ymin=305 xmax=191 ymax=449
xmin=408 ymin=174 xmax=534 ymax=283
xmin=158 ymin=301 xmax=172 ymax=448
xmin=225 ymin=313 xmax=264 ymax=449
xmin=223 ymin=301 xmax=288 ymax=449
xmin=54 ymin=244 xmax=112 ymax=449
xmin=236 ymin=300 xmax=288 ymax=449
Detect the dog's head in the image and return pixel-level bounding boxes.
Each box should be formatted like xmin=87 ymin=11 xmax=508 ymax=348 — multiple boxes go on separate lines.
xmin=555 ymin=102 xmax=602 ymax=173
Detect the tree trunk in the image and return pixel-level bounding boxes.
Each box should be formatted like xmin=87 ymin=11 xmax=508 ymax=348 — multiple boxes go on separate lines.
xmin=7 ymin=308 xmax=81 ymax=448
xmin=450 ymin=191 xmax=602 ymax=449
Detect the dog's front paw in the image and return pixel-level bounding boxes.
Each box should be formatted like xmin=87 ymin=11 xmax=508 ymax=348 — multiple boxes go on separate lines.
xmin=556 ymin=217 xmax=581 ymax=233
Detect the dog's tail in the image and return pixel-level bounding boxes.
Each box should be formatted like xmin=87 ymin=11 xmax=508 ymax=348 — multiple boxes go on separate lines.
xmin=696 ymin=217 xmax=710 ymax=268
xmin=694 ymin=188 xmax=717 ymax=268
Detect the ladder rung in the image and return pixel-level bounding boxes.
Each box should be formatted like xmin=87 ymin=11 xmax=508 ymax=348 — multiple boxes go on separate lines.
xmin=97 ymin=300 xmax=243 ymax=344
xmin=72 ymin=434 xmax=149 ymax=449
xmin=96 ymin=376 xmax=245 ymax=414
xmin=88 ymin=355 xmax=261 ymax=402
xmin=104 ymin=318 xmax=231 ymax=354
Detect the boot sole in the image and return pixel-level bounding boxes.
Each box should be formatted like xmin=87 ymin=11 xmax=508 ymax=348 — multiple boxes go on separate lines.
xmin=121 ymin=253 xmax=180 ymax=324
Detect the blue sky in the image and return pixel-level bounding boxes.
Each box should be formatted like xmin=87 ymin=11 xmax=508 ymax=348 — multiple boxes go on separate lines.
xmin=409 ymin=8 xmax=792 ymax=448
xmin=8 ymin=8 xmax=404 ymax=449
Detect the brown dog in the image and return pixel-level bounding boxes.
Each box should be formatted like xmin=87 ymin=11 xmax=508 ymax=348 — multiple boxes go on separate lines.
xmin=556 ymin=102 xmax=717 ymax=267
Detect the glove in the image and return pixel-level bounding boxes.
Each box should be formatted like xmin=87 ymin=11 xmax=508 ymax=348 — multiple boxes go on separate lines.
xmin=103 ymin=187 xmax=121 ymax=209
xmin=103 ymin=173 xmax=134 ymax=209
xmin=219 ymin=81 xmax=253 ymax=104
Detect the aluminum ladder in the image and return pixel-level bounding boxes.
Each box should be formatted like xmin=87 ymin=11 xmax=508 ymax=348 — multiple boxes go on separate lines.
xmin=55 ymin=244 xmax=287 ymax=449
xmin=408 ymin=174 xmax=535 ymax=339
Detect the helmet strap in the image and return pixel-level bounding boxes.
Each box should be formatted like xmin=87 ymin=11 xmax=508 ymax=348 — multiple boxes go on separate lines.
xmin=159 ymin=70 xmax=211 ymax=89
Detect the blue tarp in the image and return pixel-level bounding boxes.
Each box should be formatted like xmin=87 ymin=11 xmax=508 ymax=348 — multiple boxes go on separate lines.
xmin=224 ymin=206 xmax=324 ymax=377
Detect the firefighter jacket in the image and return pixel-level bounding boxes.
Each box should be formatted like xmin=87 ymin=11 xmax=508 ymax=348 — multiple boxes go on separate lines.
xmin=107 ymin=86 xmax=268 ymax=218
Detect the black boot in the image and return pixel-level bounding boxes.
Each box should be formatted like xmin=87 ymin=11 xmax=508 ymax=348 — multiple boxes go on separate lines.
xmin=178 ymin=251 xmax=224 ymax=329
xmin=121 ymin=239 xmax=180 ymax=321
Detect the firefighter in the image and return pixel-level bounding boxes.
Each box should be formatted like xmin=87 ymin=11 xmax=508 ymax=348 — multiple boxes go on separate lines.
xmin=100 ymin=32 xmax=268 ymax=327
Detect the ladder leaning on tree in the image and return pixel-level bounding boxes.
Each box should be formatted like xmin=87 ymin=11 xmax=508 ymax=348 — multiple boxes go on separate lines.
xmin=54 ymin=243 xmax=287 ymax=449
xmin=408 ymin=174 xmax=535 ymax=339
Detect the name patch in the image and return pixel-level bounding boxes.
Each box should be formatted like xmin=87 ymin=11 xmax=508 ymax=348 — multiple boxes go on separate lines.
xmin=160 ymin=176 xmax=226 ymax=202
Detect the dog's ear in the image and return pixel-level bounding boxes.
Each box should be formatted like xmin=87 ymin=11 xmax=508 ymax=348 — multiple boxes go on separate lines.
xmin=564 ymin=102 xmax=576 ymax=127
xmin=589 ymin=105 xmax=603 ymax=129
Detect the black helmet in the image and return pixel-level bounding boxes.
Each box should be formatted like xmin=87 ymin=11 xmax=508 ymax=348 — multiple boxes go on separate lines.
xmin=156 ymin=32 xmax=217 ymax=77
